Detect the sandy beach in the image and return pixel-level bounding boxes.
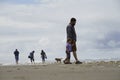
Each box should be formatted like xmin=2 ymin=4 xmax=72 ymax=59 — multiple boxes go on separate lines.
xmin=0 ymin=62 xmax=120 ymax=80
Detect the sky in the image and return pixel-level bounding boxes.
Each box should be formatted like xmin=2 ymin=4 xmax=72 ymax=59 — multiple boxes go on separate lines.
xmin=0 ymin=0 xmax=120 ymax=64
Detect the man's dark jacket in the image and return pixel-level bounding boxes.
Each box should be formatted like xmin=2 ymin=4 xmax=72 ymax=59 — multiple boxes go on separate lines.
xmin=66 ymin=24 xmax=77 ymax=41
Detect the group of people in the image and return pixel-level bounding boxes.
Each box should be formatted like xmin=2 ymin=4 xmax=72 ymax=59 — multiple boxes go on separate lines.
xmin=14 ymin=49 xmax=47 ymax=64
xmin=14 ymin=18 xmax=82 ymax=64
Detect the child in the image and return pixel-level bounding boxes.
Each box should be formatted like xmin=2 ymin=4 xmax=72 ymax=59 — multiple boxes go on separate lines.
xmin=64 ymin=39 xmax=72 ymax=64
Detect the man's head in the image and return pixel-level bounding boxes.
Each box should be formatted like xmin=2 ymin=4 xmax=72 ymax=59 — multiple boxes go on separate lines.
xmin=70 ymin=18 xmax=76 ymax=26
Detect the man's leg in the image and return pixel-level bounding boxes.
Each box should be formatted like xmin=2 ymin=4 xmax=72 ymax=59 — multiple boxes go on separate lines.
xmin=73 ymin=51 xmax=78 ymax=61
xmin=72 ymin=45 xmax=82 ymax=64
xmin=72 ymin=41 xmax=79 ymax=61
xmin=73 ymin=51 xmax=82 ymax=64
xmin=30 ymin=58 xmax=32 ymax=63
xmin=15 ymin=56 xmax=18 ymax=64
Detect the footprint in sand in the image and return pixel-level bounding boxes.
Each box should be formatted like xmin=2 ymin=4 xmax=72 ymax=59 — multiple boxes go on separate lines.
xmin=7 ymin=70 xmax=12 ymax=72
xmin=34 ymin=67 xmax=40 ymax=69
xmin=14 ymin=76 xmax=25 ymax=80
xmin=17 ymin=68 xmax=20 ymax=70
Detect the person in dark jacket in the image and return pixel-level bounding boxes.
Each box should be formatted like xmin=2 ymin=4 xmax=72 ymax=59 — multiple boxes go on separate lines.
xmin=14 ymin=49 xmax=19 ymax=64
xmin=64 ymin=18 xmax=82 ymax=64
xmin=28 ymin=51 xmax=35 ymax=64
xmin=41 ymin=50 xmax=47 ymax=63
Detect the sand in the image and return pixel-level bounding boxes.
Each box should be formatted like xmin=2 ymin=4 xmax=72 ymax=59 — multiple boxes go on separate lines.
xmin=0 ymin=62 xmax=120 ymax=80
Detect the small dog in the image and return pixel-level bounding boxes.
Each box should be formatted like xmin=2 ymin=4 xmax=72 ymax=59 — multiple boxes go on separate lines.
xmin=55 ymin=58 xmax=63 ymax=63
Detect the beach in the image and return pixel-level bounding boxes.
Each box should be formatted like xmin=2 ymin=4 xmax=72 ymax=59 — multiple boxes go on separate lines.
xmin=0 ymin=62 xmax=120 ymax=80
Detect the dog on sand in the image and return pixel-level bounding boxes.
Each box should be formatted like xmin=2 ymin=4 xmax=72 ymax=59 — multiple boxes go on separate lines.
xmin=55 ymin=58 xmax=63 ymax=63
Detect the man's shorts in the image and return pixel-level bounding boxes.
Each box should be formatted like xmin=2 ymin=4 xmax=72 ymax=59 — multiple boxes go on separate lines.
xmin=71 ymin=40 xmax=77 ymax=52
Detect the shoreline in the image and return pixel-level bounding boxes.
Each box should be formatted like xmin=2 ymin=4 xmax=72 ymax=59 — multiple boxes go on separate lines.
xmin=0 ymin=60 xmax=120 ymax=66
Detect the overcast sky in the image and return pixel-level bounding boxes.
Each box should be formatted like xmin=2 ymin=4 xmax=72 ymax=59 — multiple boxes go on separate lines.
xmin=0 ymin=0 xmax=120 ymax=64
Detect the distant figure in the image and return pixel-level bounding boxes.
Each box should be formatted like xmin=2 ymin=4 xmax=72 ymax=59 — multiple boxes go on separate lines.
xmin=28 ymin=51 xmax=35 ymax=64
xmin=64 ymin=39 xmax=72 ymax=64
xmin=41 ymin=50 xmax=47 ymax=63
xmin=14 ymin=49 xmax=19 ymax=64
xmin=64 ymin=18 xmax=82 ymax=64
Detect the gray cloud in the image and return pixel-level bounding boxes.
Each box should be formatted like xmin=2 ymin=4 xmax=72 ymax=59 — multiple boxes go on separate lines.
xmin=0 ymin=0 xmax=120 ymax=63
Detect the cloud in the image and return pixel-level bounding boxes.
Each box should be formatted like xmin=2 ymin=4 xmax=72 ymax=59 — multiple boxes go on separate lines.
xmin=0 ymin=0 xmax=37 ymax=4
xmin=0 ymin=0 xmax=120 ymax=63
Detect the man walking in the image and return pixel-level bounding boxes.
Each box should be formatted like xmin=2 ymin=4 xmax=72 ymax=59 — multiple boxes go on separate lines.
xmin=14 ymin=49 xmax=19 ymax=64
xmin=41 ymin=50 xmax=47 ymax=63
xmin=64 ymin=18 xmax=82 ymax=64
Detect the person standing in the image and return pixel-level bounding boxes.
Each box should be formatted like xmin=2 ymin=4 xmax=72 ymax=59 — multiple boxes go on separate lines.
xmin=28 ymin=51 xmax=35 ymax=64
xmin=40 ymin=50 xmax=47 ymax=63
xmin=65 ymin=18 xmax=82 ymax=64
xmin=14 ymin=49 xmax=19 ymax=64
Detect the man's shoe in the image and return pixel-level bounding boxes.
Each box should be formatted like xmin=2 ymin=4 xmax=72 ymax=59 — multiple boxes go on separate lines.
xmin=63 ymin=60 xmax=72 ymax=64
xmin=65 ymin=62 xmax=72 ymax=64
xmin=75 ymin=61 xmax=82 ymax=64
